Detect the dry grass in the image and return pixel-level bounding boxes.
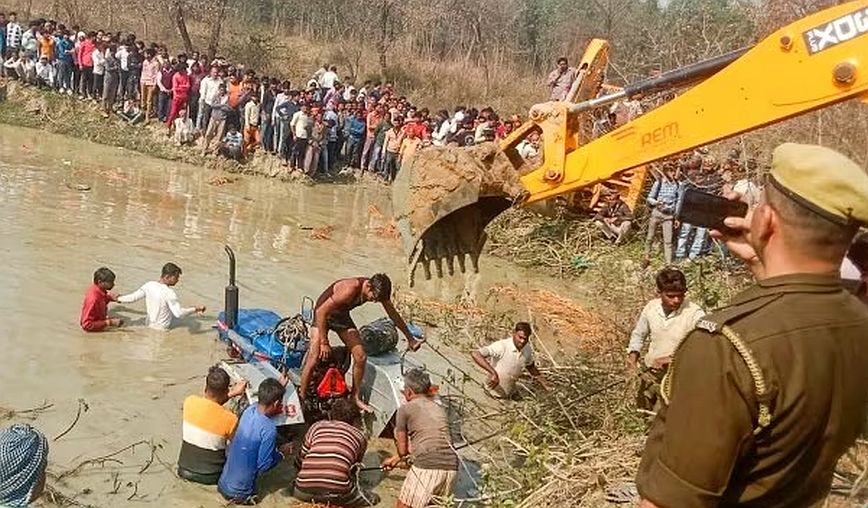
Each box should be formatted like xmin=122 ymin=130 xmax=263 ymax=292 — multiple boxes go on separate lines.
xmin=489 ymin=285 xmax=617 ymax=355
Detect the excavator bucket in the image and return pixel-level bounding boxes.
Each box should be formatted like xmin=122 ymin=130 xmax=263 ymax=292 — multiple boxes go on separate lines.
xmin=392 ymin=142 xmax=527 ymax=286
xmin=392 ymin=39 xmax=615 ymax=286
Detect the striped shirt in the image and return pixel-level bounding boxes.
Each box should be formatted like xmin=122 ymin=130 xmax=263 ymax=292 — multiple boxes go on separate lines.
xmin=178 ymin=395 xmax=238 ymax=476
xmin=5 ymin=22 xmax=22 ymax=49
xmin=295 ymin=420 xmax=366 ymax=494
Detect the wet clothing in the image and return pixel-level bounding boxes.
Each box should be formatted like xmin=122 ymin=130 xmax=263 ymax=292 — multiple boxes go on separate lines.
xmin=80 ymin=283 xmax=113 ymax=332
xmin=178 ymin=395 xmax=238 ymax=485
xmin=294 ymin=420 xmax=366 ymax=496
xmin=117 ymin=280 xmax=196 ymax=330
xmin=316 ymin=278 xmax=366 ymax=332
xmin=637 ymin=273 xmax=868 ymax=507
xmin=218 ymin=405 xmax=283 ymax=500
xmin=477 ymin=338 xmax=535 ymax=398
xmin=395 ymin=397 xmax=458 ymax=471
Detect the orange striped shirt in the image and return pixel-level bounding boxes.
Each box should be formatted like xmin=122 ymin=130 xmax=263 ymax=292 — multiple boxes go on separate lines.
xmin=178 ymin=395 xmax=238 ymax=475
xmin=295 ymin=420 xmax=366 ymax=494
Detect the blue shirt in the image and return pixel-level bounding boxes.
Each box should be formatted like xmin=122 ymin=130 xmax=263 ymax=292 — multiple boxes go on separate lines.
xmin=217 ymin=405 xmax=282 ymax=499
xmin=347 ymin=117 xmax=366 ymax=139
xmin=55 ymin=36 xmax=73 ymax=63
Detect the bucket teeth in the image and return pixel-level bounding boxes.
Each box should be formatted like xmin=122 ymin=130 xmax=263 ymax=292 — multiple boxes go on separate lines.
xmin=408 ymin=226 xmax=479 ymax=286
xmin=422 ymin=258 xmax=432 ymax=281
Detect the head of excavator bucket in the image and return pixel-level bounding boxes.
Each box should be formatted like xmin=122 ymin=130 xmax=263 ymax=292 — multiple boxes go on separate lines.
xmin=392 ymin=142 xmax=526 ymax=286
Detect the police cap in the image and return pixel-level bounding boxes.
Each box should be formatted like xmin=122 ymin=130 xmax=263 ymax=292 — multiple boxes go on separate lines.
xmin=769 ymin=143 xmax=868 ymax=226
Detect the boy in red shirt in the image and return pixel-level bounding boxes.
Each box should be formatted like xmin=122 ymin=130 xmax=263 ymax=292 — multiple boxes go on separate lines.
xmin=80 ymin=267 xmax=123 ymax=332
xmin=166 ymin=63 xmax=191 ymax=130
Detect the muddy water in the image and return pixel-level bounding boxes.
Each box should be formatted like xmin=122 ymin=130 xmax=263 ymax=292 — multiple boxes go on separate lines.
xmin=0 ymin=124 xmax=580 ymax=507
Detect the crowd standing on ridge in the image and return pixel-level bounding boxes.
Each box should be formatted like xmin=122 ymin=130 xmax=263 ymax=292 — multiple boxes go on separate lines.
xmin=0 ymin=11 xmax=766 ymax=266
xmin=0 ymin=12 xmax=535 ymax=182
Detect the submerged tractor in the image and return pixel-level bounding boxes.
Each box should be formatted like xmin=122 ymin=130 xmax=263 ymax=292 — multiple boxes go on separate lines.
xmin=392 ymin=0 xmax=868 ymax=285
xmin=215 ymin=246 xmax=422 ymax=436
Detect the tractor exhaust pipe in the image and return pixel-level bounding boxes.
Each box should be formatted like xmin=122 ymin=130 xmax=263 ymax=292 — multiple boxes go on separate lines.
xmin=224 ymin=245 xmax=239 ymax=330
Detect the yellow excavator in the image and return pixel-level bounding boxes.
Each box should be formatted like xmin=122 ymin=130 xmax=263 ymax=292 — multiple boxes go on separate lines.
xmin=392 ymin=0 xmax=868 ymax=285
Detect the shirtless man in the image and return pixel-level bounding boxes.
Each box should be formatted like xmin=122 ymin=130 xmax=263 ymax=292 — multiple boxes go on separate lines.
xmin=299 ymin=274 xmax=422 ymax=411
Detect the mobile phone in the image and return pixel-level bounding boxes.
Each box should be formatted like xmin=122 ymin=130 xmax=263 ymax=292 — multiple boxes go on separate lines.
xmin=676 ymin=188 xmax=748 ymax=235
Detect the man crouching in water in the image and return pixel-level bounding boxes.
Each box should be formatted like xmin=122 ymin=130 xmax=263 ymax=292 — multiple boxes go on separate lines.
xmin=300 ymin=274 xmax=423 ymax=412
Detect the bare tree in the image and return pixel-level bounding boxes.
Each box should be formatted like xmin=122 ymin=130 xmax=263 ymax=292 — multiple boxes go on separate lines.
xmin=206 ymin=0 xmax=229 ymax=60
xmin=170 ymin=0 xmax=195 ymax=54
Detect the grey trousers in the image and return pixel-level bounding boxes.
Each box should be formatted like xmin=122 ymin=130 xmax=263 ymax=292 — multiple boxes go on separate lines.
xmin=645 ymin=208 xmax=674 ymax=264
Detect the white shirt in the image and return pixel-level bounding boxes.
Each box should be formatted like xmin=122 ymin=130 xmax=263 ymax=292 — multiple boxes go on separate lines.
xmin=272 ymin=92 xmax=288 ymax=119
xmin=478 ymin=338 xmax=535 ymax=397
xmin=733 ymin=179 xmax=761 ymax=208
xmin=92 ymin=49 xmax=105 ymax=75
xmin=6 ymin=22 xmax=23 ymax=48
xmin=432 ymin=120 xmax=451 ymax=146
xmin=290 ymin=110 xmax=311 ymax=139
xmin=628 ymin=298 xmax=705 ymax=367
xmin=319 ymin=70 xmax=338 ymax=90
xmin=517 ymin=140 xmax=539 ymax=159
xmin=118 ymin=281 xmax=196 ymax=330
xmin=116 ymin=45 xmax=129 ymax=71
xmin=20 ymin=29 xmax=37 ymax=54
xmin=199 ymin=76 xmax=223 ymax=106
xmin=35 ymin=60 xmax=53 ymax=81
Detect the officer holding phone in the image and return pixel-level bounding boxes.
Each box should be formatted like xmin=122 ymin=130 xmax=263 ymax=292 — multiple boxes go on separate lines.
xmin=637 ymin=143 xmax=868 ymax=507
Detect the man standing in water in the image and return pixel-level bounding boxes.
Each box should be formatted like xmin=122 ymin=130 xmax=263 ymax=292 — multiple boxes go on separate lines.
xmin=80 ymin=267 xmax=123 ymax=332
xmin=117 ymin=263 xmax=205 ymax=330
xmin=299 ymin=274 xmax=422 ymax=412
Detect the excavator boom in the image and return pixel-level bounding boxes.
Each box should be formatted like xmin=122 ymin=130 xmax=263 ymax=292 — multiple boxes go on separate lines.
xmin=522 ymin=0 xmax=868 ymax=203
xmin=393 ymin=0 xmax=868 ymax=285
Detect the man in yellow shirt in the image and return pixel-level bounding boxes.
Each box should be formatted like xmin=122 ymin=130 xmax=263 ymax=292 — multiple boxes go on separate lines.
xmin=381 ymin=116 xmax=404 ymax=182
xmin=177 ymin=366 xmax=248 ymax=485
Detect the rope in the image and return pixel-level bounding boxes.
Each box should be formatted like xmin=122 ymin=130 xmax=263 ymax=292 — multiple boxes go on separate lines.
xmin=662 ymin=324 xmax=771 ymax=434
xmin=719 ymin=325 xmax=772 ymax=433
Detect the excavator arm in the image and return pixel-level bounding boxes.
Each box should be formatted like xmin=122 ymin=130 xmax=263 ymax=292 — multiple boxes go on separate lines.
xmin=393 ymin=0 xmax=868 ymax=285
xmin=522 ymin=0 xmax=868 ymax=203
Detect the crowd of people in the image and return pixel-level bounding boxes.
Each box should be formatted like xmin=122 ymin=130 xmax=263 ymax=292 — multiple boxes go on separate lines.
xmin=2 ymin=9 xmax=868 ymax=508
xmin=589 ymin=145 xmax=763 ymax=266
xmin=0 ymin=12 xmax=538 ymax=181
xmin=0 ymin=10 xmax=782 ymax=271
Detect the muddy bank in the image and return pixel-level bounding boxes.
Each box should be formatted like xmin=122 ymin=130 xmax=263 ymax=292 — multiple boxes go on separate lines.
xmin=0 ymin=80 xmax=343 ymax=183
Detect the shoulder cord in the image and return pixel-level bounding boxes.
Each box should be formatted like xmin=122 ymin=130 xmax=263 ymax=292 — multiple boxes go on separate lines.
xmin=661 ymin=325 xmax=771 ymax=435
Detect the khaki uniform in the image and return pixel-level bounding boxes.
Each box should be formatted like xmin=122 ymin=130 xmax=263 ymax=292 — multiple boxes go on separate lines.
xmin=637 ymin=273 xmax=868 ymax=507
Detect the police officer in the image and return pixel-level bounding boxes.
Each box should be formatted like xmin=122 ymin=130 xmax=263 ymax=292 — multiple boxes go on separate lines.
xmin=636 ymin=143 xmax=868 ymax=507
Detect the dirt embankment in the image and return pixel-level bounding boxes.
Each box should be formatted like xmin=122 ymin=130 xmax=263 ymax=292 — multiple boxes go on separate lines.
xmin=0 ymin=81 xmax=363 ymax=184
